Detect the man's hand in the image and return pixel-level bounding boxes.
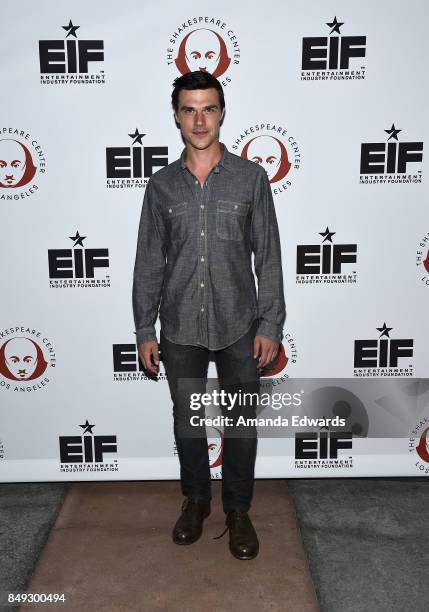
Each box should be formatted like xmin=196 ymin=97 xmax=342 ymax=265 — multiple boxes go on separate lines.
xmin=138 ymin=340 xmax=160 ymax=376
xmin=253 ymin=335 xmax=279 ymax=369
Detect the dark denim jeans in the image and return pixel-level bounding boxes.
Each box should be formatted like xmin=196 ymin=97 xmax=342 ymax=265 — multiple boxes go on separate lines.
xmin=160 ymin=319 xmax=260 ymax=513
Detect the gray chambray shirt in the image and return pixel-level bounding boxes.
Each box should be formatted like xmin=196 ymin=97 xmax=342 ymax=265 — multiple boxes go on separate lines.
xmin=132 ymin=142 xmax=286 ymax=350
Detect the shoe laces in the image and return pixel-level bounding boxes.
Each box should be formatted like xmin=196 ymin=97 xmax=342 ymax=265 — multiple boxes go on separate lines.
xmin=212 ymin=510 xmax=248 ymax=540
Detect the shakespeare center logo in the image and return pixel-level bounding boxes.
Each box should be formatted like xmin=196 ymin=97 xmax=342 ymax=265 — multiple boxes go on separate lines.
xmin=360 ymin=125 xmax=423 ymax=184
xmin=39 ymin=20 xmax=105 ymax=85
xmin=0 ymin=128 xmax=46 ymax=201
xmin=166 ymin=16 xmax=241 ymax=86
xmin=409 ymin=416 xmax=429 ymax=475
xmin=112 ymin=335 xmax=167 ymax=382
xmin=208 ymin=428 xmax=224 ymax=479
xmin=59 ymin=420 xmax=118 ymax=473
xmin=231 ymin=123 xmax=301 ymax=195
xmin=416 ymin=232 xmax=429 ymax=286
xmin=353 ymin=323 xmax=414 ymax=377
xmin=0 ymin=326 xmax=56 ymax=392
xmin=296 ymin=227 xmax=357 ymax=285
xmin=294 ymin=428 xmax=353 ymax=469
xmin=105 ymin=129 xmax=169 ymax=189
xmin=301 ymin=17 xmax=366 ymax=81
xmin=259 ymin=332 xmax=298 ymax=387
xmin=48 ymin=231 xmax=110 ymax=288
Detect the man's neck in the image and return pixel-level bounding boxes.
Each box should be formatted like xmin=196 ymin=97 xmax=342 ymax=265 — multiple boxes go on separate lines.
xmin=184 ymin=141 xmax=223 ymax=175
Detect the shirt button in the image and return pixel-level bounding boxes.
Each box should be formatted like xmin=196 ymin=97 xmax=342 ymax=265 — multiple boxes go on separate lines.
xmin=168 ymin=208 xmax=172 ymax=213
xmin=201 ymin=230 xmax=205 ymax=236
xmin=200 ymin=204 xmax=204 ymax=209
xmin=195 ymin=180 xmax=198 ymax=184
xmin=201 ymin=256 xmax=205 ymax=262
xmin=200 ymin=282 xmax=204 ymax=288
xmin=234 ymin=204 xmax=238 ymax=209
xmin=201 ymin=306 xmax=205 ymax=312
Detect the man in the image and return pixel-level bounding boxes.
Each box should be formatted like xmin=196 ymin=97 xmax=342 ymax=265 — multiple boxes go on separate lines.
xmin=133 ymin=70 xmax=286 ymax=560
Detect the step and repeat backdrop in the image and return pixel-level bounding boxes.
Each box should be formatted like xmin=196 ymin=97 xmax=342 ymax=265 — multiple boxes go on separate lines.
xmin=1 ymin=1 xmax=429 ymax=481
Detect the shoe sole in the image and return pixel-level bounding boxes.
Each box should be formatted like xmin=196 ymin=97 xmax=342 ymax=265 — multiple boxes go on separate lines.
xmin=229 ymin=546 xmax=259 ymax=560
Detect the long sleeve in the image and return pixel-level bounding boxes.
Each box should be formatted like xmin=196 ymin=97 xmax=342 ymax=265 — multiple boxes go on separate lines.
xmin=250 ymin=168 xmax=286 ymax=342
xmin=132 ymin=178 xmax=167 ymax=345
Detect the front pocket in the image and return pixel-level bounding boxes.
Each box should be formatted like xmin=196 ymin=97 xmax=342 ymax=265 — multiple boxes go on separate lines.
xmin=216 ymin=200 xmax=250 ymax=241
xmin=165 ymin=202 xmax=188 ymax=242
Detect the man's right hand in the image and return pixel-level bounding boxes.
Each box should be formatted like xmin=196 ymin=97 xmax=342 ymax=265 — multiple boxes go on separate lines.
xmin=138 ymin=340 xmax=160 ymax=376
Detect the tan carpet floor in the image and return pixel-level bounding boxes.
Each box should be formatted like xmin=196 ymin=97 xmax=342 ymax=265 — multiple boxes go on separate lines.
xmin=23 ymin=480 xmax=319 ymax=612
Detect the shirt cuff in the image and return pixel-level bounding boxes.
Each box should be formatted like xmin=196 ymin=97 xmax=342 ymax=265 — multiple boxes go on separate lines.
xmin=256 ymin=320 xmax=283 ymax=343
xmin=136 ymin=327 xmax=158 ymax=345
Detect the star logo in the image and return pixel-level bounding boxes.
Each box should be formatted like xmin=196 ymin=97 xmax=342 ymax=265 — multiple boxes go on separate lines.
xmin=62 ymin=20 xmax=80 ymax=39
xmin=376 ymin=323 xmax=393 ymax=338
xmin=319 ymin=227 xmax=336 ymax=243
xmin=384 ymin=124 xmax=402 ymax=141
xmin=69 ymin=231 xmax=86 ymax=247
xmin=128 ymin=128 xmax=146 ymax=146
xmin=79 ymin=420 xmax=95 ymax=434
xmin=326 ymin=16 xmax=344 ymax=35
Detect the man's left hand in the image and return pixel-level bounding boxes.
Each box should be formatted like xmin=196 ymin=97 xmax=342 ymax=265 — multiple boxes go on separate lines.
xmin=253 ymin=335 xmax=279 ymax=369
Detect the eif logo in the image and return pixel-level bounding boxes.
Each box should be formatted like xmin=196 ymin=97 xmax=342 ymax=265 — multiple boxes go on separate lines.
xmin=39 ymin=21 xmax=105 ymax=84
xmin=353 ymin=323 xmax=414 ymax=377
xmin=105 ymin=129 xmax=169 ymax=189
xmin=112 ymin=337 xmax=167 ymax=381
xmin=48 ymin=232 xmax=110 ymax=288
xmin=296 ymin=227 xmax=357 ymax=284
xmin=360 ymin=125 xmax=423 ymax=184
xmin=59 ymin=421 xmax=118 ymax=472
xmin=294 ymin=430 xmax=353 ymax=469
xmin=301 ymin=17 xmax=366 ymax=81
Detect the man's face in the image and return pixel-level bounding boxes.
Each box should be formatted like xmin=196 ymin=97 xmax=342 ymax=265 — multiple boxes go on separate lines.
xmin=4 ymin=337 xmax=38 ymax=380
xmin=185 ymin=29 xmax=221 ymax=74
xmin=0 ymin=139 xmax=27 ymax=187
xmin=247 ymin=136 xmax=282 ymax=181
xmin=175 ymin=88 xmax=224 ymax=152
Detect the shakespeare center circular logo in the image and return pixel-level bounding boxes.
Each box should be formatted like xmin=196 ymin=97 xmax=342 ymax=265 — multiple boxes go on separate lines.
xmin=166 ymin=16 xmax=241 ymax=85
xmin=231 ymin=123 xmax=301 ymax=195
xmin=0 ymin=128 xmax=46 ymax=200
xmin=0 ymin=326 xmax=56 ymax=392
xmin=409 ymin=416 xmax=429 ymax=475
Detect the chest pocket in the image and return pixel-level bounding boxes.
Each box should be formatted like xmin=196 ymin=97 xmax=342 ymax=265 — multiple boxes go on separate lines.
xmin=216 ymin=200 xmax=250 ymax=241
xmin=164 ymin=202 xmax=188 ymax=242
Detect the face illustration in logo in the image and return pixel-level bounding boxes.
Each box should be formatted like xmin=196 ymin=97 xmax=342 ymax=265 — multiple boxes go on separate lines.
xmin=208 ymin=428 xmax=224 ymax=469
xmin=175 ymin=29 xmax=231 ymax=77
xmin=242 ymin=135 xmax=291 ymax=183
xmin=423 ymin=251 xmax=429 ymax=274
xmin=416 ymin=427 xmax=429 ymax=463
xmin=0 ymin=337 xmax=48 ymax=381
xmin=0 ymin=139 xmax=37 ymax=188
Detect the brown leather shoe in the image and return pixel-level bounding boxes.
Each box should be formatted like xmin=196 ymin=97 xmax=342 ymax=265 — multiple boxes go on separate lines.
xmin=172 ymin=497 xmax=211 ymax=545
xmin=225 ymin=510 xmax=259 ymax=560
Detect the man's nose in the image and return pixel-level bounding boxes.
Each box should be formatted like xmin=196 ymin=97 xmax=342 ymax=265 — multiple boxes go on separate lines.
xmin=194 ymin=111 xmax=205 ymax=125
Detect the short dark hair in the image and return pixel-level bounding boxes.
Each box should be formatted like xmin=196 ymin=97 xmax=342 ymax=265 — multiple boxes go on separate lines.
xmin=171 ymin=71 xmax=225 ymax=113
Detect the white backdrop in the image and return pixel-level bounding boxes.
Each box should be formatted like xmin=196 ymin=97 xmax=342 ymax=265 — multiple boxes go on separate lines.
xmin=1 ymin=0 xmax=429 ymax=481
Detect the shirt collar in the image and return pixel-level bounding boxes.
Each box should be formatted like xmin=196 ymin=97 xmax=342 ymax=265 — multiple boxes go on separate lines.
xmin=180 ymin=142 xmax=231 ymax=173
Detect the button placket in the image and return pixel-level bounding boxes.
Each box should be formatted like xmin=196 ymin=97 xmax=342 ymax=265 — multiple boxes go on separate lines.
xmin=198 ymin=172 xmax=211 ymax=322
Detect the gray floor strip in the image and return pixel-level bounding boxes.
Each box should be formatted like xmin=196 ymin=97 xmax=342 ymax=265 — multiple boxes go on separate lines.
xmin=0 ymin=483 xmax=68 ymax=611
xmin=288 ymin=477 xmax=429 ymax=612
